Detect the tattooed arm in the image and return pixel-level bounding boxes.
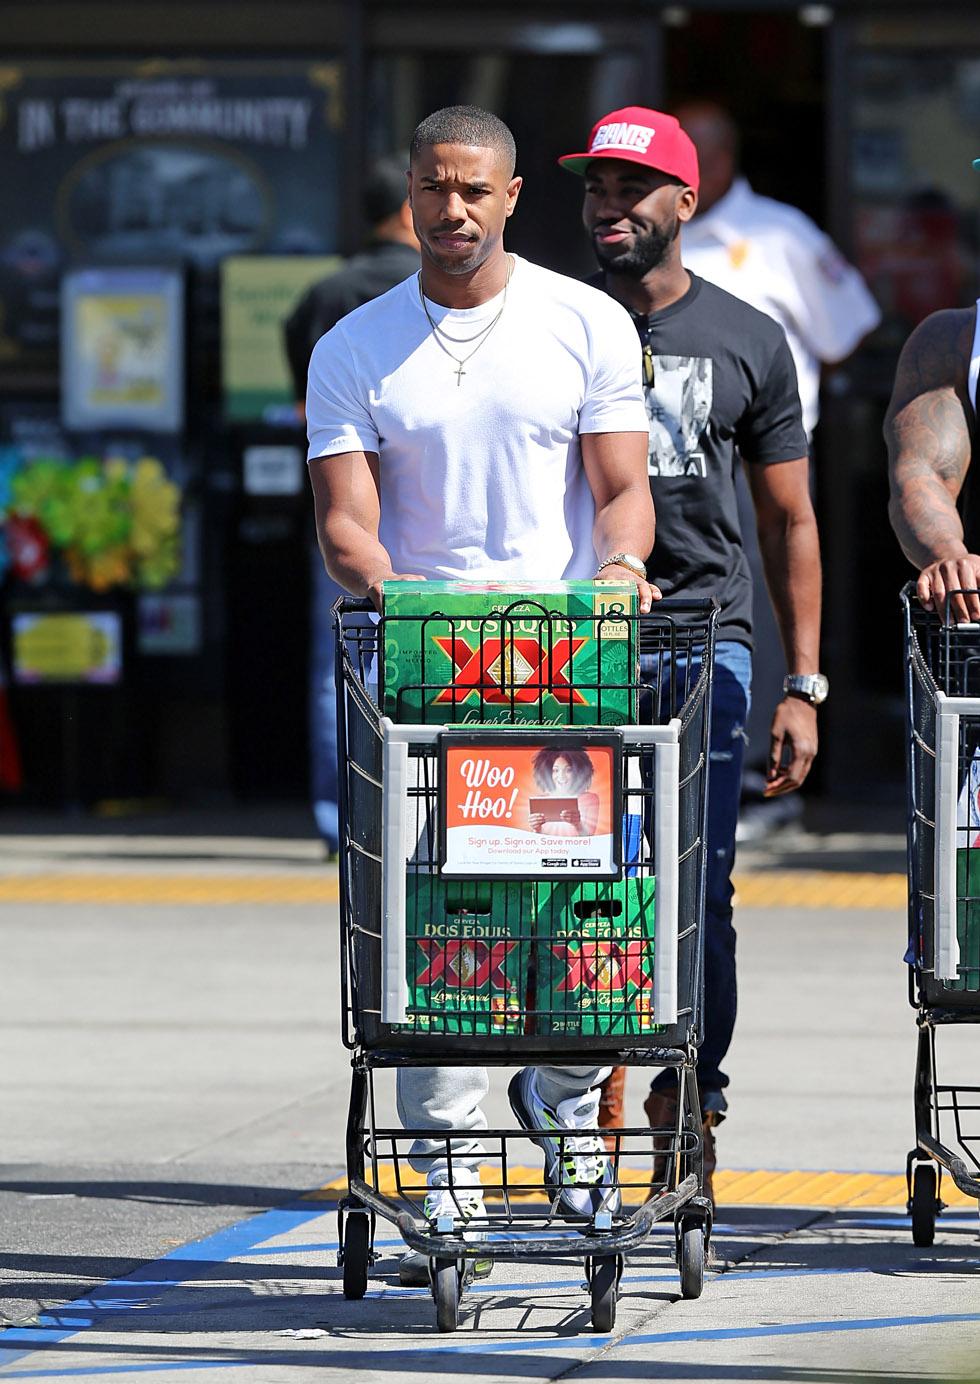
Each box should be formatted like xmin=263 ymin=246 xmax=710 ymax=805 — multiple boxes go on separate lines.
xmin=885 ymin=307 xmax=979 ymax=622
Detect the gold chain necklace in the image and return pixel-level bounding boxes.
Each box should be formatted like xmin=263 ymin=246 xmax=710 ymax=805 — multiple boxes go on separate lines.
xmin=418 ymin=257 xmax=514 ymax=386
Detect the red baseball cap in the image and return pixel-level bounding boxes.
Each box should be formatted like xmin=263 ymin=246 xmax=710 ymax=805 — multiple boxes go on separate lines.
xmin=558 ymin=106 xmax=700 ymax=190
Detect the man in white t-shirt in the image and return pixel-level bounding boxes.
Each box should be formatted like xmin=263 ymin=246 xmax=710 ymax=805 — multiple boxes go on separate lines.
xmin=306 ymin=106 xmax=654 ymax=1269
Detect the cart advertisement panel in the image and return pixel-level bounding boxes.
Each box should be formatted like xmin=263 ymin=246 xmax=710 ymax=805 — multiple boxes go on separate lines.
xmin=439 ymin=732 xmax=622 ymax=879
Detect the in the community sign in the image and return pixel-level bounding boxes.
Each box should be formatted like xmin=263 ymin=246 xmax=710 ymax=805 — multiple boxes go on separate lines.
xmin=0 ymin=60 xmax=342 ymax=382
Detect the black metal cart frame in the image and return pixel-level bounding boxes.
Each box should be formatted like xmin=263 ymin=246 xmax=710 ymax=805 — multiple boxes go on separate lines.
xmin=902 ymin=586 xmax=980 ymax=1246
xmin=333 ymin=595 xmax=718 ymax=1329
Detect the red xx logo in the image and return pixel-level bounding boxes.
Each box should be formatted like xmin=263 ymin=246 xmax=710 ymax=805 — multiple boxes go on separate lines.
xmin=551 ymin=940 xmax=652 ymax=993
xmin=432 ymin=635 xmax=589 ymax=705
xmin=416 ymin=938 xmax=517 ymax=989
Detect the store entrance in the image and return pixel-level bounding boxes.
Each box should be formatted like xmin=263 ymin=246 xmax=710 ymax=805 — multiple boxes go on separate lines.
xmin=663 ymin=11 xmax=826 ymax=224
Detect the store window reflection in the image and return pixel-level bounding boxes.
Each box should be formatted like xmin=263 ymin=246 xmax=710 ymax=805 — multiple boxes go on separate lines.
xmin=852 ymin=52 xmax=980 ymax=347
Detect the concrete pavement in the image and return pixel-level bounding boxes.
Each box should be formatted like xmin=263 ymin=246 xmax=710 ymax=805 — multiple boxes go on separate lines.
xmin=1 ymin=806 xmax=978 ymax=1381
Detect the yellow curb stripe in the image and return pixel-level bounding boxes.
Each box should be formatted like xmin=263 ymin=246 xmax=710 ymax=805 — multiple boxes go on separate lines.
xmin=0 ymin=869 xmax=904 ymax=907
xmin=0 ymin=874 xmax=339 ymax=904
xmin=314 ymin=1165 xmax=976 ymax=1209
xmin=732 ymin=872 xmax=906 ymax=909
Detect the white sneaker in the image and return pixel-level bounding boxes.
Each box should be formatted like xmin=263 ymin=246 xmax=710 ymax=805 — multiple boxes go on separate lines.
xmin=508 ymin=1068 xmax=622 ymax=1219
xmin=422 ymin=1184 xmax=486 ymax=1227
xmin=398 ymin=1178 xmax=491 ymax=1286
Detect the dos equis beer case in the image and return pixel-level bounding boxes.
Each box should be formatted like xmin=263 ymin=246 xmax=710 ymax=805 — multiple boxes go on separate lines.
xmin=394 ymin=877 xmax=533 ymax=1035
xmin=533 ymin=878 xmax=659 ymax=1036
xmin=381 ymin=581 xmax=637 ymax=726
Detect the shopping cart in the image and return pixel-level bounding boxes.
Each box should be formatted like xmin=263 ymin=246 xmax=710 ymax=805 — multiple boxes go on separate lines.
xmin=902 ymin=584 xmax=980 ymax=1245
xmin=334 ymin=593 xmax=717 ymax=1330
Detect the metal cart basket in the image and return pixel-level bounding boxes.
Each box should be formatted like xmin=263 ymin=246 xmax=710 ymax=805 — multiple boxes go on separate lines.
xmin=334 ymin=593 xmax=717 ymax=1329
xmin=902 ymin=585 xmax=980 ymax=1244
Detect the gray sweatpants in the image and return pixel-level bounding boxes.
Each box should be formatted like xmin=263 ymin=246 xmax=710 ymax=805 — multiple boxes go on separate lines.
xmin=396 ymin=1065 xmax=611 ymax=1184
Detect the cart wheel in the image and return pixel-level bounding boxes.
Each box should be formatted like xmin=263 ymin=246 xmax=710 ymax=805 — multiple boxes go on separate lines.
xmin=589 ymin=1256 xmax=619 ymax=1332
xmin=342 ymin=1212 xmax=370 ymax=1300
xmin=432 ymin=1258 xmax=461 ymax=1333
xmin=911 ymin=1163 xmax=938 ymax=1247
xmin=678 ymin=1218 xmax=705 ymax=1299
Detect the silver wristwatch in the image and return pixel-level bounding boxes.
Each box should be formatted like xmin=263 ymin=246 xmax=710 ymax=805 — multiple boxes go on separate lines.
xmin=596 ymin=552 xmax=647 ymax=580
xmin=783 ymin=673 xmax=829 ymax=706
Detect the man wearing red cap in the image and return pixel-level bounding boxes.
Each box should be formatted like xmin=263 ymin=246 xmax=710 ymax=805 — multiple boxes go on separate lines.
xmin=559 ymin=107 xmax=824 ymax=1201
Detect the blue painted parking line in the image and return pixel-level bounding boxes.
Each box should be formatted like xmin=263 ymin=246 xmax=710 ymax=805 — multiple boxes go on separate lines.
xmin=2 ymin=1192 xmax=975 ymax=1379
xmin=440 ymin=1311 xmax=980 ymax=1355
xmin=0 ymin=1204 xmax=327 ymax=1371
xmin=3 ymin=1364 xmax=238 ymax=1379
xmin=616 ymin=1311 xmax=980 ymax=1348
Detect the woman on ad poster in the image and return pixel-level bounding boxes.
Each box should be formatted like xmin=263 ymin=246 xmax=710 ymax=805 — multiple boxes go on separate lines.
xmin=529 ymin=748 xmax=599 ymax=837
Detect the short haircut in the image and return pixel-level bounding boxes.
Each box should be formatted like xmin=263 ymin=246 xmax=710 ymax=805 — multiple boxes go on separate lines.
xmin=410 ymin=105 xmax=517 ymax=177
xmin=364 ymin=152 xmax=409 ymax=226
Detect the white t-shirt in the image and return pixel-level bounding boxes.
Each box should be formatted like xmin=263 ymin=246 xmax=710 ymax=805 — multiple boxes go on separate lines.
xmin=306 ymin=254 xmax=647 ymax=581
xmin=682 ymin=178 xmax=881 ymax=436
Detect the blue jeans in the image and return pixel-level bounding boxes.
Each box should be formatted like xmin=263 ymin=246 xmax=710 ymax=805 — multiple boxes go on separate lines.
xmin=309 ymin=545 xmax=342 ymax=850
xmin=648 ymin=640 xmax=752 ymax=1102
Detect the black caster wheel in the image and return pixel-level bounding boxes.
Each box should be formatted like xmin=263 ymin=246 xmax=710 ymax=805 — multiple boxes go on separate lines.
xmin=589 ymin=1255 xmax=620 ymax=1332
xmin=911 ymin=1163 xmax=938 ymax=1247
xmin=432 ymin=1258 xmax=461 ymax=1332
xmin=341 ymin=1211 xmax=371 ymax=1300
xmin=677 ymin=1217 xmax=705 ymax=1299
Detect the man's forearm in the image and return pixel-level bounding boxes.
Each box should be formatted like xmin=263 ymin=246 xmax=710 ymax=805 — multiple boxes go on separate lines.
xmin=757 ymin=511 xmax=822 ymax=673
xmin=592 ymin=486 xmax=655 ymax=567
xmin=887 ymin=473 xmax=968 ymax=569
xmin=319 ymin=514 xmax=394 ymax=597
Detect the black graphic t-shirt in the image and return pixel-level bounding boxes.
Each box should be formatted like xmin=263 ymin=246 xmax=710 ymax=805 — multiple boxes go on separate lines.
xmin=590 ymin=272 xmax=807 ymax=646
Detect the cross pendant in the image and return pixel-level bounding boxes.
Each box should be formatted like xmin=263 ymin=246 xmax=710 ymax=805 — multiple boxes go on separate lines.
xmin=454 ymin=362 xmax=466 ymax=386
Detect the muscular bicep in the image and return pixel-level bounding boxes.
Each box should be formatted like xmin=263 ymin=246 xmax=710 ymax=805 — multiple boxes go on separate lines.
xmin=745 ymin=456 xmax=812 ymax=527
xmin=308 ymin=450 xmax=382 ymax=543
xmin=885 ymin=309 xmax=974 ymax=499
xmin=580 ymin=430 xmax=650 ymax=509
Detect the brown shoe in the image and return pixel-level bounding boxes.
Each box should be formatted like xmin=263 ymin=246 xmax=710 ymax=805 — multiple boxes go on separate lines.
xmin=643 ymin=1087 xmax=679 ymax=1187
xmin=701 ymin=1111 xmax=718 ymax=1210
xmin=643 ymin=1086 xmax=717 ymax=1210
xmin=597 ymin=1067 xmax=627 ymax=1152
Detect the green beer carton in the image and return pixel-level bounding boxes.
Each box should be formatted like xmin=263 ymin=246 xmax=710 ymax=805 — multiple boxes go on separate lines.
xmin=953 ymin=850 xmax=980 ymax=992
xmin=381 ymin=581 xmax=637 ymax=726
xmin=395 ymin=876 xmax=533 ymax=1035
xmin=533 ymin=878 xmax=659 ymax=1036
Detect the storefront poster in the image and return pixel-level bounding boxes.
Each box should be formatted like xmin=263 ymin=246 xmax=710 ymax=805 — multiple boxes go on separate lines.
xmin=440 ymin=734 xmax=622 ymax=879
xmin=12 ymin=610 xmax=122 ymax=684
xmin=62 ymin=267 xmax=184 ymax=431
xmin=137 ymin=593 xmax=201 ymax=656
xmin=0 ymin=60 xmax=342 ymax=381
xmin=222 ymin=257 xmax=341 ymax=422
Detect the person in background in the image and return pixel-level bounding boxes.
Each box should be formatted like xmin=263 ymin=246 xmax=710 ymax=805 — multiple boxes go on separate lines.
xmin=676 ymin=101 xmax=880 ymax=839
xmin=676 ymin=102 xmax=880 ymax=440
xmin=284 ymin=155 xmax=420 ymax=853
xmin=885 ymin=160 xmax=980 ymax=619
xmin=559 ymin=105 xmax=824 ymax=1201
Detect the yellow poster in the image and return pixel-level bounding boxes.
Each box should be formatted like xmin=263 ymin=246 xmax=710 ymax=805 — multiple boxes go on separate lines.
xmin=75 ymin=294 xmax=167 ymax=408
xmin=62 ymin=267 xmax=184 ymax=432
xmin=221 ymin=255 xmax=341 ymax=421
xmin=12 ymin=612 xmax=123 ymax=684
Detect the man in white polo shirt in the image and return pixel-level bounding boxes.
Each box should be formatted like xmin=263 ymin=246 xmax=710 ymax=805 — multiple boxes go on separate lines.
xmin=305 ymin=106 xmax=654 ymax=1271
xmin=677 ymin=101 xmax=880 ymax=437
xmin=677 ymin=102 xmax=880 ymax=839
